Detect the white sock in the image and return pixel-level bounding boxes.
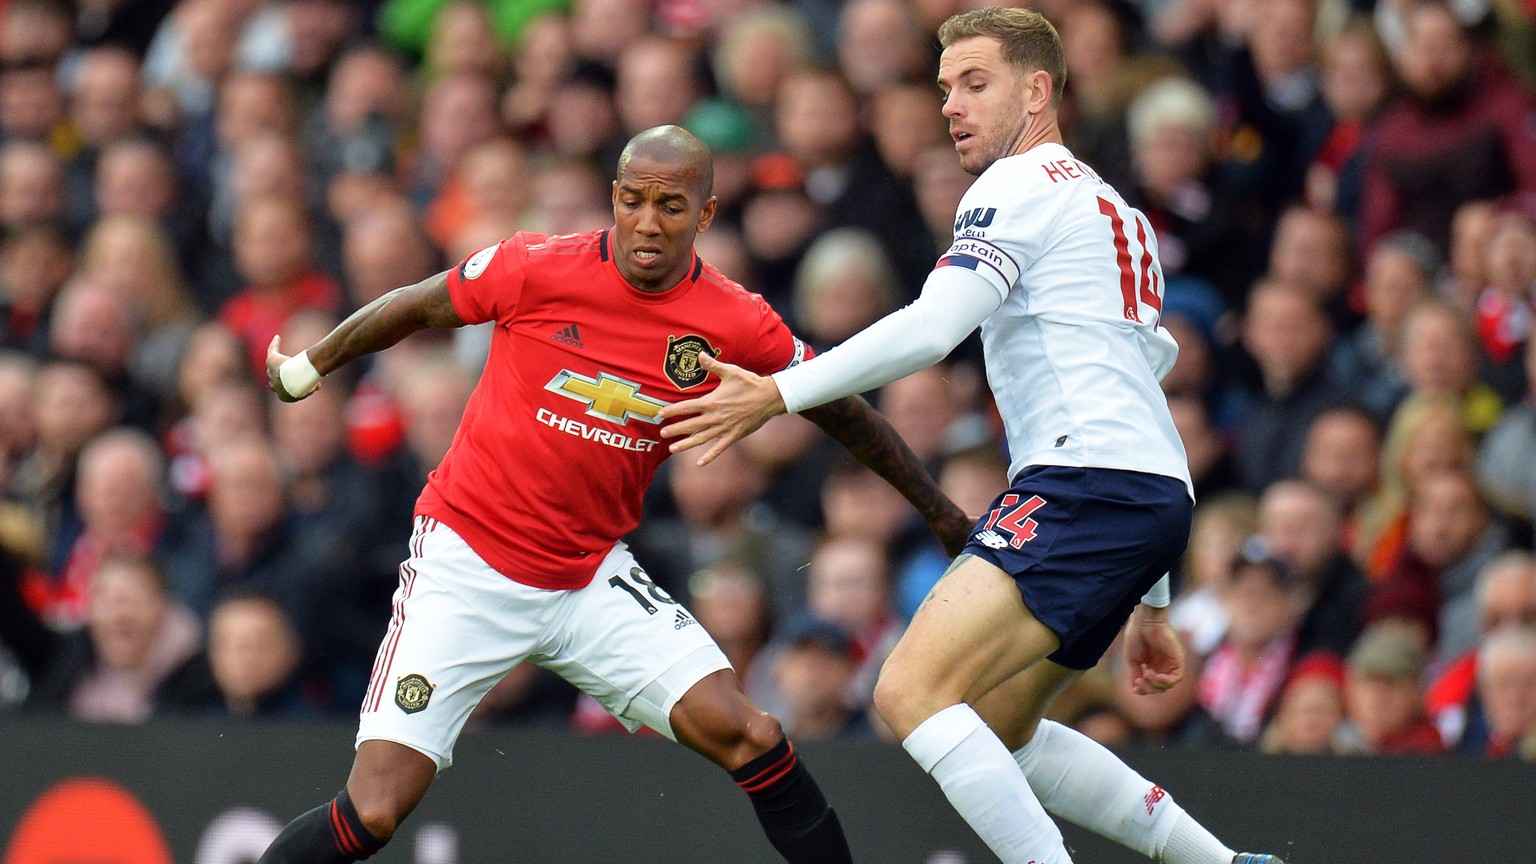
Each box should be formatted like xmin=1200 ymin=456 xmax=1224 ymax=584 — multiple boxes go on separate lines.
xmin=1012 ymin=719 xmax=1234 ymax=864
xmin=904 ymin=704 xmax=1072 ymax=864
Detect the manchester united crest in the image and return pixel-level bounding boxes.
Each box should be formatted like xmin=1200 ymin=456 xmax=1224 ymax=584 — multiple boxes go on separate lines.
xmin=395 ymin=674 xmax=435 ymax=714
xmin=663 ymin=334 xmax=718 ymax=390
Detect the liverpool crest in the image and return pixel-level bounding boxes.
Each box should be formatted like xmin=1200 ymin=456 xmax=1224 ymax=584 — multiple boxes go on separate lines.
xmin=663 ymin=334 xmax=718 ymax=390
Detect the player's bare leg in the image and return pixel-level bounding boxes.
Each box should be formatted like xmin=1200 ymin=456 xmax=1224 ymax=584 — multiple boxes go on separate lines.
xmin=255 ymin=741 xmax=435 ymax=863
xmin=873 ymin=553 xmax=1073 ymax=863
xmin=670 ymin=668 xmax=854 ymax=864
xmin=971 ymin=629 xmax=1282 ymax=864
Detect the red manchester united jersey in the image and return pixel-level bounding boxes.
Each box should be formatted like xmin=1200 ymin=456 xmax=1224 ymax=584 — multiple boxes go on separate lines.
xmin=416 ymin=229 xmax=808 ymax=590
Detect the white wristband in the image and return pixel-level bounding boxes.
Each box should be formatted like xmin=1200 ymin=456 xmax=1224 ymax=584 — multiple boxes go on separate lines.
xmin=1141 ymin=574 xmax=1171 ymax=608
xmin=278 ymin=350 xmax=322 ymax=398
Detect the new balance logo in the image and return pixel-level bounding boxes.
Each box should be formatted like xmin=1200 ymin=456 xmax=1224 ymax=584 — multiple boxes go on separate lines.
xmin=674 ymin=610 xmax=696 ymax=630
xmin=1143 ymin=785 xmax=1165 ymax=815
xmin=551 ymin=324 xmax=584 ymax=348
xmin=974 ymin=530 xmax=1009 ymax=550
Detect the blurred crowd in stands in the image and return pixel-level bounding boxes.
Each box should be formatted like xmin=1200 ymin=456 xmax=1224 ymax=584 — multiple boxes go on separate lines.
xmin=0 ymin=0 xmax=1535 ymax=762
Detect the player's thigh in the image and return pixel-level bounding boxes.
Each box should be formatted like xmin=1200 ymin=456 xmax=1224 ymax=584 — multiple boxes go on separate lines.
xmin=540 ymin=543 xmax=728 ymax=741
xmin=974 ymin=660 xmax=1082 ymax=751
xmin=879 ymin=554 xmax=1062 ymax=727
xmin=357 ymin=517 xmax=551 ymax=771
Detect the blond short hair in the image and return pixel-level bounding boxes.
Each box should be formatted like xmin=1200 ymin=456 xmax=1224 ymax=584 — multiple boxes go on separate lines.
xmin=938 ymin=7 xmax=1067 ymax=107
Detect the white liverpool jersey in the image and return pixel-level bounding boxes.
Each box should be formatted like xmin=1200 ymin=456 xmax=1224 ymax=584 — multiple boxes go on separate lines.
xmin=936 ymin=142 xmax=1192 ymax=494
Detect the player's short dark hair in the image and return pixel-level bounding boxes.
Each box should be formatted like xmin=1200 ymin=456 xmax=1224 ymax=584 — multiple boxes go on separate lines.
xmin=939 ymin=7 xmax=1067 ymax=108
xmin=616 ymin=125 xmax=715 ymax=201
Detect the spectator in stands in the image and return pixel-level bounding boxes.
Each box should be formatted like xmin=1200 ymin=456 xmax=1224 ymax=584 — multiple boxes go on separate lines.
xmin=912 ymin=141 xmax=976 ymax=254
xmin=1331 ymin=231 xmax=1438 ymax=418
xmin=425 ymin=138 xmax=531 ymax=253
xmin=0 ymin=0 xmax=73 ymax=67
xmin=0 ymin=224 xmax=72 ymax=355
xmin=1206 ymin=0 xmax=1330 ymax=229
xmin=422 ymin=1 xmax=504 ymax=80
xmin=769 ymin=614 xmax=868 ymax=742
xmin=1169 ymin=394 xmax=1241 ymax=499
xmin=0 ymin=63 xmax=67 ymax=144
xmin=820 ymin=459 xmax=919 ymax=565
xmin=1300 ymin=406 xmax=1382 ymax=541
xmin=631 ymin=442 xmax=812 ymax=614
xmin=1478 ymin=335 xmax=1536 ymax=520
xmin=409 ymin=72 xmax=500 ymax=207
xmin=1336 ymin=620 xmax=1443 ymax=754
xmin=1259 ymin=480 xmax=1370 ymax=658
xmin=1354 ymin=394 xmax=1475 ymax=578
xmin=1171 ymin=493 xmax=1259 ymax=659
xmin=341 ymin=205 xmax=435 ymax=310
xmin=77 ymin=215 xmax=201 ymax=405
xmin=30 ymin=555 xmax=201 ymax=723
xmin=614 ymin=36 xmax=700 ymax=138
xmin=791 ymin=228 xmax=901 ymax=351
xmin=1444 ymin=199 xmax=1501 ymax=311
xmin=299 ymin=43 xmax=406 ymax=192
xmin=9 ymin=359 xmax=116 ymax=574
xmin=61 ymin=47 xmax=144 ymax=231
xmin=1427 ymin=552 xmax=1536 ymax=752
xmin=805 ymin=535 xmax=900 ymax=711
xmin=1259 ymin=651 xmax=1348 ymax=755
xmin=835 ymin=0 xmax=929 ymax=99
xmin=1477 ymin=625 xmax=1536 ymax=758
xmin=1306 ymin=22 xmax=1393 ymax=217
xmin=690 ymin=559 xmax=774 ymax=684
xmin=775 ymin=66 xmax=932 ymax=294
xmin=1399 ymin=300 xmax=1503 ymax=433
xmin=1237 ymin=280 xmax=1347 ymax=493
xmin=0 ymin=141 xmax=64 ymax=234
xmin=1475 ymin=210 xmax=1536 ymax=401
xmin=1378 ymin=470 xmax=1511 ymax=657
xmin=1268 ymin=205 xmax=1357 ymax=328
xmin=1359 ymin=0 xmax=1536 ymax=255
xmin=500 ymin=14 xmax=573 ymax=136
xmin=1198 ymin=537 xmax=1310 ymax=745
xmin=221 ymin=195 xmax=341 ymax=373
xmin=868 ymin=83 xmax=949 ymax=184
xmin=0 ymin=353 xmax=36 ymax=484
xmin=161 ymin=437 xmax=314 ymax=629
xmin=47 ymin=279 xmax=158 ymax=430
xmin=39 ymin=430 xmax=168 ymax=633
xmin=202 ymin=590 xmax=312 ymax=718
xmin=1122 ymin=76 xmax=1252 ymax=309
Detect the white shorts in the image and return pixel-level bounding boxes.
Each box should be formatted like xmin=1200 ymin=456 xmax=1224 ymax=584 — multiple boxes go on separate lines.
xmin=356 ymin=516 xmax=729 ymax=770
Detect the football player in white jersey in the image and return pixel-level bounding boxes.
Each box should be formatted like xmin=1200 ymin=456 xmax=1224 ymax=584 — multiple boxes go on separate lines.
xmin=661 ymin=8 xmax=1284 ymax=864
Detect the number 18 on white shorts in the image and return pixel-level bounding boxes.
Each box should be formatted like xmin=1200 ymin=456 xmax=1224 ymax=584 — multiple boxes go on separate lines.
xmin=357 ymin=517 xmax=730 ymax=769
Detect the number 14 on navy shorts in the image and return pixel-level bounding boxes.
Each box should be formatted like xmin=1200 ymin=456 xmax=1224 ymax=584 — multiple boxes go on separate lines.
xmin=963 ymin=465 xmax=1193 ymax=670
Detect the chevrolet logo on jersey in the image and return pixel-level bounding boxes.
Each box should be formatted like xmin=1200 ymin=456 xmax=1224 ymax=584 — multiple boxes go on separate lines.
xmin=545 ymin=370 xmax=668 ymax=425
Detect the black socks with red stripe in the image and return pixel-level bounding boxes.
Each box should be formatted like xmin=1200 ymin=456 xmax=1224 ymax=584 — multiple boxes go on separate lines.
xmin=730 ymin=737 xmax=853 ymax=864
xmin=256 ymin=789 xmax=387 ymax=863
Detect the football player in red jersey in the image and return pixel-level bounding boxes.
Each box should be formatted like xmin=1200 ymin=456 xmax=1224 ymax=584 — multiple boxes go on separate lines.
xmin=255 ymin=125 xmax=971 ymax=864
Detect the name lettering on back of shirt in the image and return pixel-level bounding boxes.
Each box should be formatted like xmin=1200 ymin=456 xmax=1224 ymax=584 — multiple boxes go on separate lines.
xmin=1041 ymin=159 xmax=1101 ymax=184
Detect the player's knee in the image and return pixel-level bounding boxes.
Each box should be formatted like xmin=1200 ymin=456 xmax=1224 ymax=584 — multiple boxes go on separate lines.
xmin=873 ymin=663 xmax=918 ymax=731
xmin=348 ymin=789 xmax=406 ymax=842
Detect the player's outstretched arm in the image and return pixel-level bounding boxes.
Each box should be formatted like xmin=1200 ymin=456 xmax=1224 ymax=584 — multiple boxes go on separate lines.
xmin=266 ymin=270 xmax=463 ymax=401
xmin=800 ymin=395 xmax=973 ymax=558
xmin=1124 ymin=604 xmax=1186 ymax=695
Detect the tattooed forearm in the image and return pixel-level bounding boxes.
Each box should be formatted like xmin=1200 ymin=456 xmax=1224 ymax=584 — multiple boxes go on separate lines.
xmin=308 ymin=271 xmax=463 ymax=375
xmin=802 ymin=395 xmax=972 ymax=556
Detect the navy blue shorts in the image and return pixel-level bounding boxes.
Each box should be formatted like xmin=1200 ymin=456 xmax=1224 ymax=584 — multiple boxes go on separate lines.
xmin=963 ymin=465 xmax=1192 ymax=670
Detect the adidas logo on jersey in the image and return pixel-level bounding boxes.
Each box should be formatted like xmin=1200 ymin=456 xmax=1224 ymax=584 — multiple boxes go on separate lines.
xmin=674 ymin=610 xmax=695 ymax=630
xmin=551 ymin=324 xmax=584 ymax=348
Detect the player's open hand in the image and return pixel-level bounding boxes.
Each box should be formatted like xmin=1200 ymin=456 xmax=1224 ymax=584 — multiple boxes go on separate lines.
xmin=1125 ymin=604 xmax=1186 ymax=695
xmin=658 ymin=352 xmax=788 ymax=466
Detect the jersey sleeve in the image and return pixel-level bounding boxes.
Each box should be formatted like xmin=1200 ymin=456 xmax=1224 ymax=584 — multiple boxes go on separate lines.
xmin=936 ymin=169 xmax=1045 ymax=300
xmin=445 ymin=234 xmax=529 ymax=326
xmin=735 ymin=294 xmax=813 ymax=376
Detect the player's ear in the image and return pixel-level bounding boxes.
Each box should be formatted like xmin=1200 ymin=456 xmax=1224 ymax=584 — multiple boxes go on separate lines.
xmin=696 ymin=195 xmax=718 ymax=234
xmin=611 ymin=180 xmax=620 ymax=208
xmin=1026 ymin=69 xmax=1053 ymax=114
